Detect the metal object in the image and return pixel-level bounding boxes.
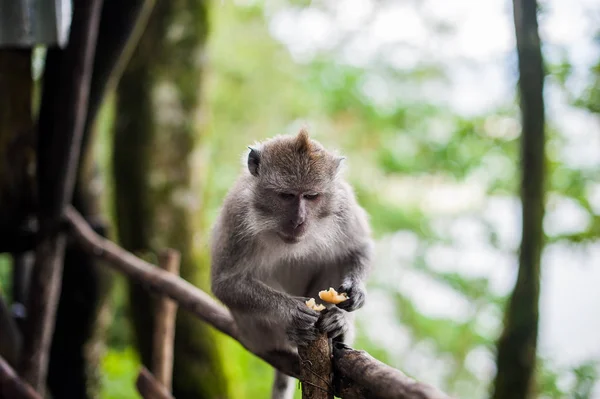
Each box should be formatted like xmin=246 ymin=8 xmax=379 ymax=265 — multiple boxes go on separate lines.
xmin=0 ymin=0 xmax=72 ymax=48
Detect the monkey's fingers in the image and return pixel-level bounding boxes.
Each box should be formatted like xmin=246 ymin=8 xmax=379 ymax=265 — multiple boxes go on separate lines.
xmin=288 ymin=326 xmax=320 ymax=347
xmin=316 ymin=308 xmax=348 ymax=340
xmin=336 ymin=283 xmax=365 ymax=311
xmin=297 ymin=304 xmax=321 ymax=318
xmin=335 ymin=298 xmax=352 ymax=311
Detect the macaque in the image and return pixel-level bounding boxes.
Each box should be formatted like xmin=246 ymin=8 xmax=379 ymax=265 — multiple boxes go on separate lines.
xmin=210 ymin=129 xmax=373 ymax=399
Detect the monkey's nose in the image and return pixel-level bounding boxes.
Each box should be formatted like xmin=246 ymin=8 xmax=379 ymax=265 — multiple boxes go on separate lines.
xmin=294 ymin=221 xmax=304 ymax=230
xmin=289 ymin=219 xmax=305 ymax=231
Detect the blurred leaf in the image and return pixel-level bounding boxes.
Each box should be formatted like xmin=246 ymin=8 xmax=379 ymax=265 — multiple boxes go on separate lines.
xmin=100 ymin=347 xmax=141 ymax=399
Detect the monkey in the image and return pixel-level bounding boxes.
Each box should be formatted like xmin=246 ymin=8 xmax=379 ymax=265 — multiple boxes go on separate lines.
xmin=210 ymin=128 xmax=373 ymax=399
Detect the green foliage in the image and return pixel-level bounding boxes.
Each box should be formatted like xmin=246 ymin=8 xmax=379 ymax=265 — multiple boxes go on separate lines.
xmin=0 ymin=254 xmax=11 ymax=299
xmin=571 ymin=361 xmax=599 ymax=399
xmin=100 ymin=347 xmax=141 ymax=399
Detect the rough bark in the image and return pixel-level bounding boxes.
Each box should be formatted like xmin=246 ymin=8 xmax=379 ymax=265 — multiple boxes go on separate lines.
xmin=299 ymin=334 xmax=334 ymax=399
xmin=65 ymin=206 xmax=453 ymax=399
xmin=333 ymin=343 xmax=452 ymax=399
xmin=113 ymin=1 xmax=229 ymax=398
xmin=491 ymin=0 xmax=546 ymax=398
xmin=19 ymin=0 xmax=104 ymax=393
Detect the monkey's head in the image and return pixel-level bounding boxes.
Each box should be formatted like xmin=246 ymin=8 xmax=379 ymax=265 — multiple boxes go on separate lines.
xmin=245 ymin=129 xmax=344 ymax=244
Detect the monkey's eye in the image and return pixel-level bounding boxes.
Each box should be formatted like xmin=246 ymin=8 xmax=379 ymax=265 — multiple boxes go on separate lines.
xmin=303 ymin=193 xmax=319 ymax=200
xmin=278 ymin=192 xmax=295 ymax=200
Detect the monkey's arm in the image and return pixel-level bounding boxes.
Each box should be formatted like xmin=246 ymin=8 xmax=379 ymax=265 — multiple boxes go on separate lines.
xmin=212 ymin=272 xmax=294 ymax=312
xmin=212 ymin=270 xmax=321 ymax=346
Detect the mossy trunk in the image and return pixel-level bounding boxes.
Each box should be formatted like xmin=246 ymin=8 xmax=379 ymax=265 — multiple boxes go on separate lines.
xmin=113 ymin=1 xmax=229 ymax=398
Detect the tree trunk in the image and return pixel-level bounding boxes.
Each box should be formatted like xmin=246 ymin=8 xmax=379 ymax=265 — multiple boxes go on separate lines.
xmin=492 ymin=0 xmax=546 ymax=398
xmin=0 ymin=49 xmax=35 ymax=374
xmin=113 ymin=1 xmax=230 ymax=398
xmin=0 ymin=49 xmax=35 ymax=245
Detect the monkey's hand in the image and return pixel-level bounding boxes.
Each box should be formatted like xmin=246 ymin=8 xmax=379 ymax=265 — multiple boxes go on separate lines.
xmin=336 ymin=279 xmax=366 ymax=312
xmin=286 ymin=297 xmax=320 ymax=347
xmin=316 ymin=306 xmax=349 ymax=340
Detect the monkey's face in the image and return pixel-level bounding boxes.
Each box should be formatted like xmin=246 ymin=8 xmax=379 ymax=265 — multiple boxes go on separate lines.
xmin=253 ymin=186 xmax=333 ymax=244
xmin=246 ymin=129 xmax=342 ymax=244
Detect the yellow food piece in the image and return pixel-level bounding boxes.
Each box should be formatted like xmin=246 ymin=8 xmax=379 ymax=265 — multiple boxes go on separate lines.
xmin=305 ymin=298 xmax=326 ymax=312
xmin=318 ymin=287 xmax=349 ymax=304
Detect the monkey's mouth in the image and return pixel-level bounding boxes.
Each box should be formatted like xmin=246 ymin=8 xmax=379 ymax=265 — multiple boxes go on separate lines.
xmin=277 ymin=232 xmax=303 ymax=244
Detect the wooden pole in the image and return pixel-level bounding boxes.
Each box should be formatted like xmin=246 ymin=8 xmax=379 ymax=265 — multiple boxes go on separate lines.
xmin=151 ymin=249 xmax=180 ymax=392
xmin=298 ymin=334 xmax=333 ymax=399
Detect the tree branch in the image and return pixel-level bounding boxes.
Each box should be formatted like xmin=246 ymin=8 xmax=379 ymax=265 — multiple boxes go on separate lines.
xmin=64 ymin=206 xmax=238 ymax=338
xmin=65 ymin=205 xmax=451 ymax=398
xmin=333 ymin=343 xmax=452 ymax=399
xmin=152 ymin=249 xmax=180 ymax=392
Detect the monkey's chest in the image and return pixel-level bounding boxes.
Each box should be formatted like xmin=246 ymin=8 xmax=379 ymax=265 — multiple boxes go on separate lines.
xmin=263 ymin=260 xmax=344 ymax=298
xmin=263 ymin=261 xmax=318 ymax=297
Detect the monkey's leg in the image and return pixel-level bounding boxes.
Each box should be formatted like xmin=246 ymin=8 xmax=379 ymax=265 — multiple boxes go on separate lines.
xmin=271 ymin=369 xmax=295 ymax=399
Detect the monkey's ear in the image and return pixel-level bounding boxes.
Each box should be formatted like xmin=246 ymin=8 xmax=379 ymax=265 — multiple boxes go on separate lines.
xmin=247 ymin=147 xmax=261 ymax=176
xmin=333 ymin=156 xmax=346 ymax=176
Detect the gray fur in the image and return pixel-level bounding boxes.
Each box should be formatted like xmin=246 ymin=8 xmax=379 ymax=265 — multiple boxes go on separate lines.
xmin=210 ymin=129 xmax=373 ymax=399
